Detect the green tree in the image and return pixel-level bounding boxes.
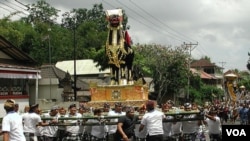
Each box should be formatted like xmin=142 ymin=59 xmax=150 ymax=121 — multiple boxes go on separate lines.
xmin=238 ymin=71 xmax=250 ymax=90
xmin=14 ymin=0 xmax=62 ymax=64
xmin=24 ymin=0 xmax=59 ymax=25
xmin=31 ymin=23 xmax=72 ymax=64
xmin=0 ymin=12 xmax=26 ymax=47
xmin=61 ymin=4 xmax=106 ymax=30
xmin=133 ymin=44 xmax=190 ymax=104
xmin=61 ymin=4 xmax=109 ymax=61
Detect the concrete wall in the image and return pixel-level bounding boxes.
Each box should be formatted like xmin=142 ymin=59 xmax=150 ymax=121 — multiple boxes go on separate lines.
xmin=38 ymin=85 xmax=63 ymax=101
xmin=29 ymin=78 xmax=64 ymax=105
xmin=38 ymin=78 xmax=62 ymax=100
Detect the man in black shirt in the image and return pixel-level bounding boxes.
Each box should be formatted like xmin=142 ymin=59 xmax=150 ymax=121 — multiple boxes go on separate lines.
xmin=115 ymin=106 xmax=137 ymax=141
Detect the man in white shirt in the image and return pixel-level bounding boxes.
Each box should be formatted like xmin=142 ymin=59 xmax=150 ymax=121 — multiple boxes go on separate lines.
xmin=42 ymin=106 xmax=59 ymax=141
xmin=22 ymin=103 xmax=48 ymax=141
xmin=161 ymin=101 xmax=174 ymax=140
xmin=171 ymin=121 xmax=182 ymax=140
xmin=181 ymin=103 xmax=200 ymax=141
xmin=63 ymin=103 xmax=82 ymax=141
xmin=57 ymin=107 xmax=67 ymax=141
xmin=139 ymin=100 xmax=165 ymax=141
xmin=85 ymin=108 xmax=108 ymax=140
xmin=204 ymin=110 xmax=222 ymax=141
xmin=2 ymin=99 xmax=26 ymax=141
xmin=107 ymin=102 xmax=125 ymax=141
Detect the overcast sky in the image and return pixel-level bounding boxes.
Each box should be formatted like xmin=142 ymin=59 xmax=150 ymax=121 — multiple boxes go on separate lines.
xmin=1 ymin=0 xmax=250 ymax=72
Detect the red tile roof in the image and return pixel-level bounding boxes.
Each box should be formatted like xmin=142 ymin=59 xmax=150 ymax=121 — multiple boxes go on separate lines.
xmin=191 ymin=59 xmax=217 ymax=67
xmin=190 ymin=68 xmax=217 ymax=79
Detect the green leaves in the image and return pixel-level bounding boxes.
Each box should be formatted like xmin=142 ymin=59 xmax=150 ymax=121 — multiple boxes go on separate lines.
xmin=133 ymin=44 xmax=189 ymax=103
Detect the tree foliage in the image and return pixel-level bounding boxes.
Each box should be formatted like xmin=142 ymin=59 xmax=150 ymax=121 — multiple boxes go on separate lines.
xmin=0 ymin=12 xmax=26 ymax=47
xmin=133 ymin=44 xmax=190 ymax=103
xmin=238 ymin=71 xmax=250 ymax=90
xmin=24 ymin=0 xmax=60 ymax=25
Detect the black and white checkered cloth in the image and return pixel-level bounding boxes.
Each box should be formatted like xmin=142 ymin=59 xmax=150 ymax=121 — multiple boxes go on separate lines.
xmin=171 ymin=133 xmax=182 ymax=141
xmin=135 ymin=137 xmax=146 ymax=141
xmin=24 ymin=132 xmax=37 ymax=141
xmin=182 ymin=133 xmax=197 ymax=141
xmin=90 ymin=135 xmax=106 ymax=141
xmin=62 ymin=133 xmax=81 ymax=141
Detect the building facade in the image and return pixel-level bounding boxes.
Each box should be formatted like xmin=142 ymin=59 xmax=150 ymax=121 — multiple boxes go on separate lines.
xmin=0 ymin=35 xmax=41 ymax=115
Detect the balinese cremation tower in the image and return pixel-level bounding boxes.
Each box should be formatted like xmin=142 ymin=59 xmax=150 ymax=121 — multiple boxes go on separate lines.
xmin=88 ymin=9 xmax=148 ymax=107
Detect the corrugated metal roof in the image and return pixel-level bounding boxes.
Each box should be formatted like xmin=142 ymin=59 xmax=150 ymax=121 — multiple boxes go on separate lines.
xmin=0 ymin=35 xmax=37 ymax=65
xmin=0 ymin=36 xmax=40 ymax=79
xmin=55 ymin=59 xmax=110 ymax=75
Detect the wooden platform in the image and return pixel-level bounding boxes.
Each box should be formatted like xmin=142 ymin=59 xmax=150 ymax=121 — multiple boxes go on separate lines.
xmin=88 ymin=100 xmax=147 ymax=108
xmin=89 ymin=83 xmax=148 ymax=108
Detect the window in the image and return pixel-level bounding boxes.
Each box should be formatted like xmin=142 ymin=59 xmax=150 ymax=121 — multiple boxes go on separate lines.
xmin=0 ymin=79 xmax=27 ymax=96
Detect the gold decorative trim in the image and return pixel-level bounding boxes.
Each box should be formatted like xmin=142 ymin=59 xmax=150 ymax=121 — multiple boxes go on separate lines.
xmin=111 ymin=90 xmax=121 ymax=100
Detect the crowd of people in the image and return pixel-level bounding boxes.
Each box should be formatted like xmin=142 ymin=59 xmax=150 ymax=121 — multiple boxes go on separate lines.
xmin=2 ymin=98 xmax=249 ymax=141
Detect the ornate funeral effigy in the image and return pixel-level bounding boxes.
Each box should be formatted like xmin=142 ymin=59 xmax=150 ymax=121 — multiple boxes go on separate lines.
xmin=88 ymin=9 xmax=148 ymax=108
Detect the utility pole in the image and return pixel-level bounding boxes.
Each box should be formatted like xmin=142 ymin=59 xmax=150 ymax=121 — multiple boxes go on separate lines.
xmin=218 ymin=62 xmax=226 ymax=73
xmin=184 ymin=42 xmax=198 ymax=101
xmin=48 ymin=28 xmax=52 ymax=99
xmin=218 ymin=61 xmax=226 ymax=77
xmin=73 ymin=19 xmax=77 ymax=101
xmin=219 ymin=61 xmax=226 ymax=101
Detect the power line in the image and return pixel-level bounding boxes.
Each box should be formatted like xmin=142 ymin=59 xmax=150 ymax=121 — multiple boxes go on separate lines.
xmin=14 ymin=0 xmax=30 ymax=10
xmin=120 ymin=0 xmax=216 ymax=62
xmin=0 ymin=5 xmax=12 ymax=12
xmin=114 ymin=0 xmax=185 ymax=44
xmin=192 ymin=42 xmax=211 ymax=59
xmin=0 ymin=3 xmax=23 ymax=18
xmin=5 ymin=0 xmax=27 ymax=10
xmin=0 ymin=1 xmax=17 ymax=11
xmin=102 ymin=0 xmax=184 ymax=44
xmin=129 ymin=0 xmax=197 ymax=43
xmin=0 ymin=1 xmax=28 ymax=16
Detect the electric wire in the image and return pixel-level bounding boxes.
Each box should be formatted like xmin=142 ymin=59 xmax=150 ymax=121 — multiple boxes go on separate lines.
xmin=0 ymin=3 xmax=23 ymax=18
xmin=5 ymin=0 xmax=27 ymax=10
xmin=129 ymin=0 xmax=197 ymax=43
xmin=14 ymin=0 xmax=30 ymax=9
xmin=116 ymin=0 xmax=185 ymax=44
xmin=0 ymin=1 xmax=28 ymax=16
xmin=0 ymin=5 xmax=11 ymax=12
xmin=116 ymin=0 xmax=219 ymax=67
xmin=101 ymin=0 xmax=180 ymax=44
